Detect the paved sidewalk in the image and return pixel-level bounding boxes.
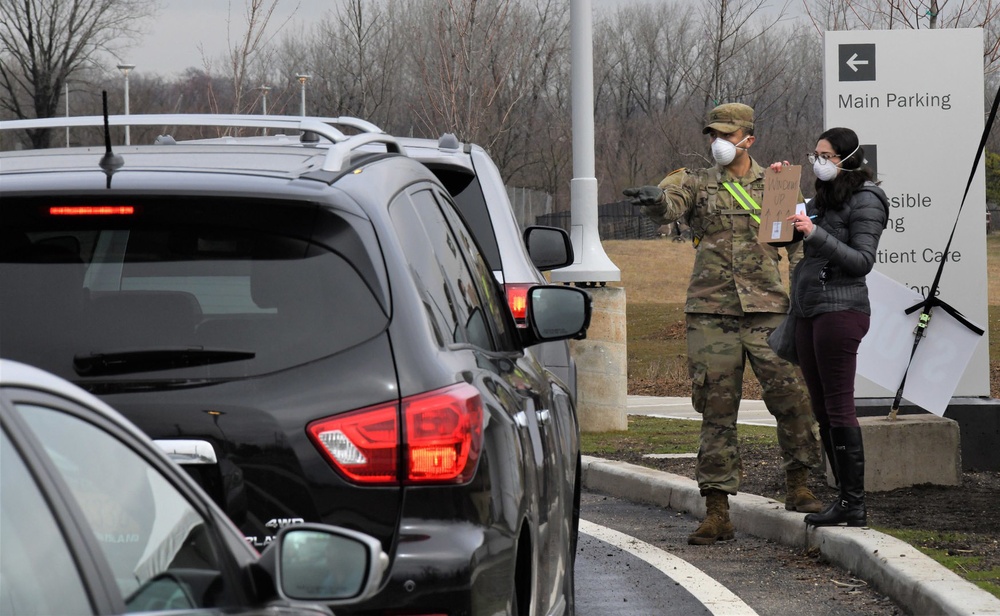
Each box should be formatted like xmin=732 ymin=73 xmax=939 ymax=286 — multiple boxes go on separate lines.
xmin=626 ymin=394 xmax=776 ymax=426
xmin=580 ymin=395 xmax=1000 ymax=616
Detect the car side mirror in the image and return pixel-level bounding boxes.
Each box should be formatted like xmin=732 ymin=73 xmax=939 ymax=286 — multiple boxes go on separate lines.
xmin=258 ymin=524 xmax=388 ymax=605
xmin=523 ymin=226 xmax=574 ymax=271
xmin=520 ymin=286 xmax=591 ymax=347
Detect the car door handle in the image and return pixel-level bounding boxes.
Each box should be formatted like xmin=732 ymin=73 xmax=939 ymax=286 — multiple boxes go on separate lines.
xmin=514 ymin=411 xmax=529 ymax=428
xmin=536 ymin=409 xmax=551 ymax=426
xmin=154 ymin=439 xmax=218 ymax=465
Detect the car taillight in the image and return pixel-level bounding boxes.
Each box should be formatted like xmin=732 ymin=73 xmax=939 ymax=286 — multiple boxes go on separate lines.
xmin=307 ymin=404 xmax=399 ymax=484
xmin=404 ymin=383 xmax=483 ymax=483
xmin=504 ymin=282 xmax=531 ymax=327
xmin=49 ymin=206 xmax=134 ymax=215
xmin=307 ymin=383 xmax=483 ymax=486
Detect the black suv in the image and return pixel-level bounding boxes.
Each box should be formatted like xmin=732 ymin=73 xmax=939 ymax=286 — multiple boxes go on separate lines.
xmin=0 ymin=114 xmax=591 ymax=615
xmin=182 ymin=123 xmax=580 ymax=403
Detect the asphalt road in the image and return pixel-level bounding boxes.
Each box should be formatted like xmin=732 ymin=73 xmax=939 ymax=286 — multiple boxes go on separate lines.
xmin=576 ymin=491 xmax=904 ymax=616
xmin=573 ymin=396 xmax=1000 ymax=615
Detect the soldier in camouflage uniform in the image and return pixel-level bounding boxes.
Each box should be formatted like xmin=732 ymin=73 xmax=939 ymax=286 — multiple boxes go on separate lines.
xmin=624 ymin=103 xmax=823 ymax=546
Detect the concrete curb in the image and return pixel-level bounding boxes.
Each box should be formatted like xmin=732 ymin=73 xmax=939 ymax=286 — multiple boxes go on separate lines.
xmin=582 ymin=456 xmax=1000 ymax=616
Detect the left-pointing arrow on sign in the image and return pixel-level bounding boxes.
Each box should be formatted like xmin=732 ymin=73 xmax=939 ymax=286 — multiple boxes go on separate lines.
xmin=838 ymin=43 xmax=875 ymax=81
xmin=846 ymin=53 xmax=870 ymax=72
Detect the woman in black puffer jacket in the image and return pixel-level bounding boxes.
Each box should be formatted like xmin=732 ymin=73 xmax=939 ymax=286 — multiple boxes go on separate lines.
xmin=775 ymin=126 xmax=889 ymax=528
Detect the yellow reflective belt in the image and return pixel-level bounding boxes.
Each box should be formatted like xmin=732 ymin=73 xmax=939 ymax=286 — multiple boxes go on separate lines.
xmin=722 ymin=182 xmax=761 ymax=224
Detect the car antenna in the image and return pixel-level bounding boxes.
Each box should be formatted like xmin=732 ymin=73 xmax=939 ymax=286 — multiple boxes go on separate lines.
xmin=98 ymin=90 xmax=123 ymax=188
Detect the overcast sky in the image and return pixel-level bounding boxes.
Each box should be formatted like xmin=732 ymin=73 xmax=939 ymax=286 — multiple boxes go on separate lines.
xmin=120 ymin=0 xmax=803 ymax=78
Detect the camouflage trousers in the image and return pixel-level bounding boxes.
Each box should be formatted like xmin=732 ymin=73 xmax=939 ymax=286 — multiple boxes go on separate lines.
xmin=686 ymin=312 xmax=820 ymax=495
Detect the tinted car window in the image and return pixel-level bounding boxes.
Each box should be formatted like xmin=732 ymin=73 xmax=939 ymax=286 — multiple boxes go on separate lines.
xmin=430 ymin=189 xmax=515 ymax=348
xmin=0 ymin=429 xmax=93 ymax=616
xmin=430 ymin=168 xmax=501 ymax=271
xmin=389 ymin=191 xmax=455 ymax=346
xmin=14 ymin=403 xmax=232 ymax=610
xmin=391 ymin=189 xmax=495 ymax=350
xmin=0 ymin=199 xmax=387 ymax=382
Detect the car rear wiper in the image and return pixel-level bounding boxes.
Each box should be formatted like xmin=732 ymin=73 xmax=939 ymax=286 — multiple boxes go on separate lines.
xmin=74 ymin=348 xmax=256 ymax=376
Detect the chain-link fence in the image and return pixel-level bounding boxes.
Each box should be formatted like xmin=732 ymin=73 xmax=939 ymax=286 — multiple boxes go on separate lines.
xmin=534 ymin=201 xmax=664 ymax=240
xmin=507 ymin=187 xmax=669 ymax=240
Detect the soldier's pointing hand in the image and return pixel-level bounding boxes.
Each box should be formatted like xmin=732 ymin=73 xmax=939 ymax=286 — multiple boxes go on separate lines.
xmin=622 ymin=186 xmax=664 ymax=206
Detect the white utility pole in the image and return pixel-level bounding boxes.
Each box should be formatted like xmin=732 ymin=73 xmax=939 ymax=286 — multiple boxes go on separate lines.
xmin=295 ymin=74 xmax=310 ymax=116
xmin=550 ymin=0 xmax=620 ymax=284
xmin=65 ymin=82 xmax=70 ymax=147
xmin=259 ymin=85 xmax=271 ymax=135
xmin=117 ymin=63 xmax=135 ymax=145
xmin=259 ymin=85 xmax=270 ymax=114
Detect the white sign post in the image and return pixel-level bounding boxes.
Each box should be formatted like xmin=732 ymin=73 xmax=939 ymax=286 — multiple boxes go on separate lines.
xmin=824 ymin=29 xmax=989 ymax=402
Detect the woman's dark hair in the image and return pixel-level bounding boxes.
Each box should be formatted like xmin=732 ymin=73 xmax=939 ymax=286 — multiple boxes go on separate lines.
xmin=812 ymin=126 xmax=875 ymax=213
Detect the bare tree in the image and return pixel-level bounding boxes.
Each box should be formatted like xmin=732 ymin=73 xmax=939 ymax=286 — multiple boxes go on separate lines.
xmin=335 ymin=0 xmax=405 ymax=123
xmin=476 ymin=0 xmax=569 ymax=177
xmin=805 ymin=0 xmax=983 ymax=29
xmin=290 ymin=0 xmax=406 ymax=126
xmin=220 ymin=0 xmax=298 ymax=116
xmin=802 ymin=0 xmax=1000 ymax=70
xmin=593 ymin=0 xmax=701 ymax=197
xmin=408 ymin=0 xmax=530 ymax=148
xmin=589 ymin=0 xmax=809 ymax=205
xmin=748 ymin=23 xmax=824 ymax=175
xmin=524 ymin=85 xmax=573 ymax=209
xmin=688 ymin=0 xmax=796 ymax=111
xmin=0 ymin=0 xmax=158 ymax=147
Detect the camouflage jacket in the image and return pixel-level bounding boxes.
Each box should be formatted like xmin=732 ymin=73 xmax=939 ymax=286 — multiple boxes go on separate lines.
xmin=639 ymin=158 xmax=802 ymax=316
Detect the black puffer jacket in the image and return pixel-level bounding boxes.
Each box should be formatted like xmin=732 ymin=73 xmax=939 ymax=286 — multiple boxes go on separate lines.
xmin=790 ymin=182 xmax=889 ymax=317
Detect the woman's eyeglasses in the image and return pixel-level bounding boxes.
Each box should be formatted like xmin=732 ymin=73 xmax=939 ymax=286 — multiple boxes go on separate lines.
xmin=807 ymin=153 xmax=839 ymax=165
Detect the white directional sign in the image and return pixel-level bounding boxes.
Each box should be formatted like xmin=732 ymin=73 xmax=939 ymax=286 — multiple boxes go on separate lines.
xmin=824 ymin=29 xmax=989 ymax=400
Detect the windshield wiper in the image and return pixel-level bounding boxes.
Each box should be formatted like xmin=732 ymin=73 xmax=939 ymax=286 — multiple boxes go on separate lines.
xmin=74 ymin=348 xmax=255 ymax=376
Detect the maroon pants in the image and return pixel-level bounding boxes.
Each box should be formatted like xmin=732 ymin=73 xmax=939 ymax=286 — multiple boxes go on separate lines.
xmin=794 ymin=310 xmax=870 ymax=429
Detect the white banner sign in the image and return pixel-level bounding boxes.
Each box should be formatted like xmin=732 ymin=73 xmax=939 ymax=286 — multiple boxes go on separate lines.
xmin=857 ymin=271 xmax=983 ymax=416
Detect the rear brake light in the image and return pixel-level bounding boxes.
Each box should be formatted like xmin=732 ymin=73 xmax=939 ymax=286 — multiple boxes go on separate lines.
xmin=504 ymin=283 xmax=531 ymax=327
xmin=49 ymin=206 xmax=134 ymax=216
xmin=307 ymin=383 xmax=483 ymax=486
xmin=307 ymin=404 xmax=399 ymax=484
xmin=404 ymin=383 xmax=483 ymax=483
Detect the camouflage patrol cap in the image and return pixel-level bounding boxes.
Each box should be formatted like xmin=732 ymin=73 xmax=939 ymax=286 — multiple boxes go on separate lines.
xmin=702 ymin=103 xmax=755 ymax=134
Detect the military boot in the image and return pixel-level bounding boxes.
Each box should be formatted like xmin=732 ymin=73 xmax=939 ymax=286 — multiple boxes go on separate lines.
xmin=784 ymin=466 xmax=824 ymax=513
xmin=688 ymin=489 xmax=735 ymax=545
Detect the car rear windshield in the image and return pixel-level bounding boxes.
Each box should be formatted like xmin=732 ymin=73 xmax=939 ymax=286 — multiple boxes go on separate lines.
xmin=0 ymin=197 xmax=388 ymax=383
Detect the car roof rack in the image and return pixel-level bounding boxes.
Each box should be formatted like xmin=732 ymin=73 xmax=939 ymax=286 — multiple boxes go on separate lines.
xmin=0 ymin=114 xmax=401 ymax=172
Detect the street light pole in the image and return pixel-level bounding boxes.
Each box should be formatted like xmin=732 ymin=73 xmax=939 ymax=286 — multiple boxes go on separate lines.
xmin=295 ymin=74 xmax=310 ymax=116
xmin=259 ymin=85 xmax=271 ymax=135
xmin=65 ymin=82 xmax=70 ymax=147
xmin=117 ymin=63 xmax=135 ymax=145
xmin=259 ymin=85 xmax=270 ymax=114
xmin=550 ymin=0 xmax=619 ymax=284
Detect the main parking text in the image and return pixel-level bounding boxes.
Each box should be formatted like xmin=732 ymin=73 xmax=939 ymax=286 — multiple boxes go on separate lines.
xmin=839 ymin=92 xmax=951 ymax=110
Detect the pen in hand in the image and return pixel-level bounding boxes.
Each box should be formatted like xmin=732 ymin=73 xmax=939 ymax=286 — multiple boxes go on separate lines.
xmin=788 ymin=213 xmax=816 ymax=235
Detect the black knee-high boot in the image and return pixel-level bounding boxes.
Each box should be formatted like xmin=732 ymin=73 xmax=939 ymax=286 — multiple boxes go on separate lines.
xmin=820 ymin=425 xmax=839 ymax=487
xmin=813 ymin=425 xmax=841 ymax=517
xmin=805 ymin=427 xmax=866 ymax=527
